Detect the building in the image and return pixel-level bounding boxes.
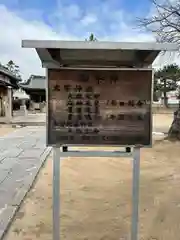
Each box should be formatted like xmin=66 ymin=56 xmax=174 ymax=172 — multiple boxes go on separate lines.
xmin=13 ymin=88 xmax=30 ymax=111
xmin=20 ymin=75 xmax=46 ymax=111
xmin=0 ymin=65 xmax=20 ymax=121
xmin=20 ymin=75 xmax=46 ymax=103
xmin=13 ymin=88 xmax=30 ymax=100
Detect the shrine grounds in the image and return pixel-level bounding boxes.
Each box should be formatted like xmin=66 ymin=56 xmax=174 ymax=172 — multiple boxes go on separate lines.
xmin=4 ymin=140 xmax=180 ymax=240
xmin=3 ymin=111 xmax=180 ymax=240
xmin=0 ymin=125 xmax=15 ymax=137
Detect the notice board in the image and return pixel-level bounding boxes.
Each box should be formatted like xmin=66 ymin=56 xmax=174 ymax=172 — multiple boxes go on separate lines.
xmin=47 ymin=69 xmax=152 ymax=146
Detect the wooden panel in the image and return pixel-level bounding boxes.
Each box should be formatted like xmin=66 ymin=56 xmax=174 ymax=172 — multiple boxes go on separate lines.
xmin=47 ymin=69 xmax=152 ymax=146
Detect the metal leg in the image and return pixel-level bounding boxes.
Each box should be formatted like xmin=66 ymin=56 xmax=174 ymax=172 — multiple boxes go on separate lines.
xmin=62 ymin=146 xmax=68 ymax=152
xmin=53 ymin=147 xmax=60 ymax=240
xmin=131 ymin=147 xmax=141 ymax=240
xmin=126 ymin=147 xmax=131 ymax=153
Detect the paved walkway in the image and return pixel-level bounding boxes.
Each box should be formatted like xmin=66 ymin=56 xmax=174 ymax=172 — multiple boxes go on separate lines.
xmin=0 ymin=126 xmax=51 ymax=239
xmin=0 ymin=113 xmax=46 ymax=125
xmin=153 ymin=127 xmax=169 ymax=134
xmin=0 ymin=123 xmax=168 ymax=238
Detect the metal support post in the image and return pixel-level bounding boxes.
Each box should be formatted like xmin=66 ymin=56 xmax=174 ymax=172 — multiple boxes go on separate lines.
xmin=52 ymin=146 xmax=139 ymax=240
xmin=131 ymin=147 xmax=141 ymax=240
xmin=53 ymin=147 xmax=60 ymax=240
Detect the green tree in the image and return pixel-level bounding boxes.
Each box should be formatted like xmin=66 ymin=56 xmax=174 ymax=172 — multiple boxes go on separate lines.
xmin=85 ymin=33 xmax=97 ymax=41
xmin=6 ymin=60 xmax=21 ymax=80
xmin=7 ymin=60 xmax=15 ymax=72
xmin=154 ymin=64 xmax=180 ymax=107
xmin=14 ymin=65 xmax=21 ymax=79
xmin=153 ymin=77 xmax=161 ymax=102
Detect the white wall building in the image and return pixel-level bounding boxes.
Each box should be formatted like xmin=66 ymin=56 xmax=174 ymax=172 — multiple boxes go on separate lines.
xmin=13 ymin=88 xmax=30 ymax=100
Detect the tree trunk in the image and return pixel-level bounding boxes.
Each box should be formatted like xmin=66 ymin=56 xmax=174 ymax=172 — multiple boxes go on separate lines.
xmin=163 ymin=92 xmax=168 ymax=108
xmin=167 ymin=108 xmax=180 ymax=140
xmin=163 ymin=79 xmax=168 ymax=108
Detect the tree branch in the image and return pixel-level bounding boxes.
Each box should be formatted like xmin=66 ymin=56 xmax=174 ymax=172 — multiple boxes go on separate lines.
xmin=137 ymin=0 xmax=180 ymax=46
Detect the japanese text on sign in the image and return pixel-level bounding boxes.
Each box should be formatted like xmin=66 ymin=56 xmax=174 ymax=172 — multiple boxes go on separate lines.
xmin=47 ymin=69 xmax=152 ymax=146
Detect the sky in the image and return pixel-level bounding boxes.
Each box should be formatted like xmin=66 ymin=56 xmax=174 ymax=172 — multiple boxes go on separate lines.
xmin=0 ymin=0 xmax=179 ymax=79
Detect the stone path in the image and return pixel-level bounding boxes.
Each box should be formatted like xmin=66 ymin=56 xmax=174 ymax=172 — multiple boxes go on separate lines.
xmin=12 ymin=112 xmax=46 ymax=124
xmin=153 ymin=127 xmax=168 ymax=134
xmin=0 ymin=126 xmax=51 ymax=239
xmin=0 ymin=112 xmax=46 ymax=125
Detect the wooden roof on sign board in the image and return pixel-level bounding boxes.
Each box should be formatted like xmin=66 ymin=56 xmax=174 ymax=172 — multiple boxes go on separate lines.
xmin=21 ymin=40 xmax=179 ymax=68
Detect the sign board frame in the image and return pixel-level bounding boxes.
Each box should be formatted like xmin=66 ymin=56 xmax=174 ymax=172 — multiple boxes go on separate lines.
xmin=46 ymin=67 xmax=153 ymax=148
xmin=21 ymin=39 xmax=179 ymax=240
xmin=44 ymin=66 xmax=147 ymax=240
xmin=53 ymin=146 xmax=141 ymax=240
xmin=45 ymin=66 xmax=151 ymax=240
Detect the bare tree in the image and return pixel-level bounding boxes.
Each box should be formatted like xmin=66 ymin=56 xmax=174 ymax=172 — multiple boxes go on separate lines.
xmin=138 ymin=0 xmax=180 ymax=45
xmin=137 ymin=0 xmax=180 ymax=140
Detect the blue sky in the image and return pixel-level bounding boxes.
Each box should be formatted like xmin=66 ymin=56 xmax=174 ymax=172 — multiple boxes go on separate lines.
xmin=0 ymin=0 xmax=177 ymax=79
xmin=0 ymin=0 xmax=152 ymax=40
xmin=2 ymin=0 xmax=151 ymax=16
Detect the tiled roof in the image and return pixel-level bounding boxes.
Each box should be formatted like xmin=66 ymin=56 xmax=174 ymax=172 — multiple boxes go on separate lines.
xmin=0 ymin=65 xmax=20 ymax=88
xmin=0 ymin=65 xmax=21 ymax=82
xmin=21 ymin=75 xmax=46 ymax=90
